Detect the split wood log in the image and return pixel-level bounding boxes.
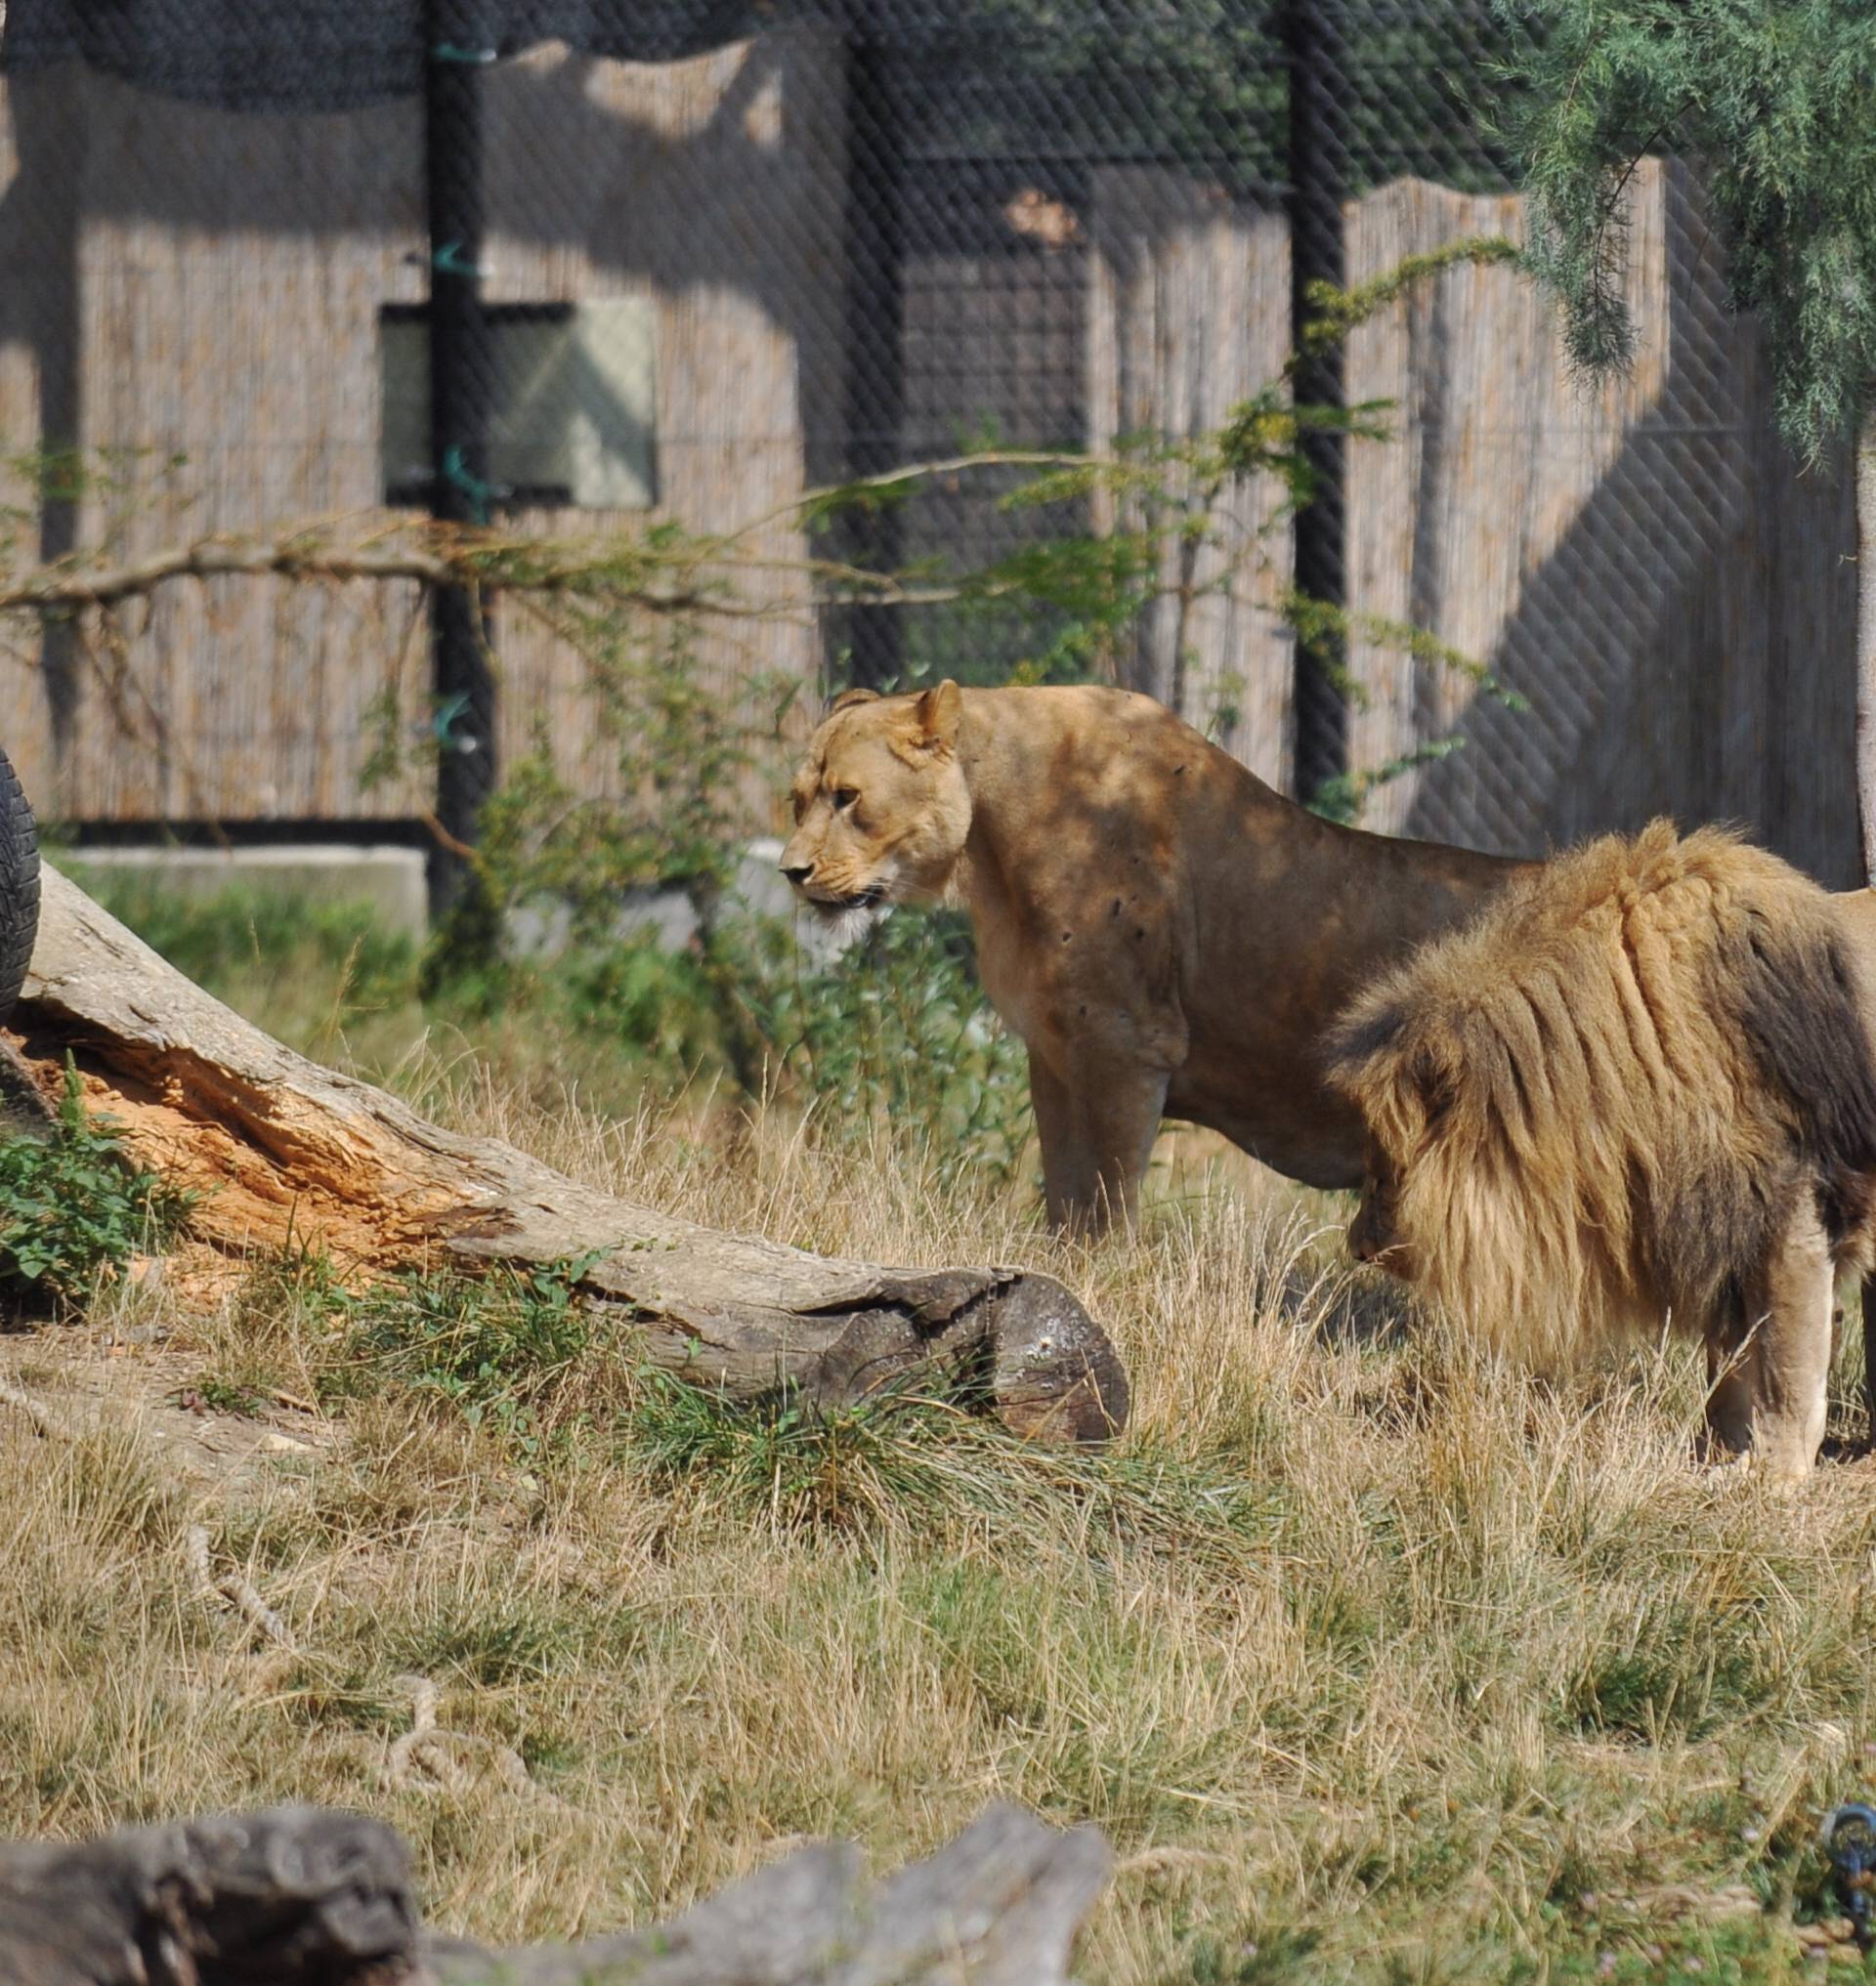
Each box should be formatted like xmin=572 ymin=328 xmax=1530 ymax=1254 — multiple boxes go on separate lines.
xmin=9 ymin=866 xmax=1128 ymax=1441
xmin=0 ymin=1800 xmax=1114 ymax=1986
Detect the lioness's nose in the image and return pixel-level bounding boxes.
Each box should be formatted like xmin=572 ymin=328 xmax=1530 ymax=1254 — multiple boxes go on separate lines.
xmin=781 ymin=862 xmax=813 ymax=886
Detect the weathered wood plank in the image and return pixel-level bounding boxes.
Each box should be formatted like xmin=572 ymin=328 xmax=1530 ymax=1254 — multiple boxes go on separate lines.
xmin=1340 ymin=161 xmax=1858 ymax=882
xmin=1085 ymin=165 xmax=1295 ymax=787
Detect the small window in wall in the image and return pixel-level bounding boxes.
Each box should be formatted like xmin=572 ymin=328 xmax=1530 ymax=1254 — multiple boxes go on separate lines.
xmin=380 ymin=299 xmax=658 ymax=510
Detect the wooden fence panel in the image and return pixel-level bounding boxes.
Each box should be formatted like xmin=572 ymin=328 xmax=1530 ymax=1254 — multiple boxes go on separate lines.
xmin=0 ymin=31 xmax=842 ymax=831
xmin=1341 ymin=159 xmax=1858 ymax=881
xmin=1085 ymin=166 xmax=1294 ymax=788
xmin=481 ymin=32 xmax=842 ymax=831
xmin=0 ymin=63 xmax=432 ymax=824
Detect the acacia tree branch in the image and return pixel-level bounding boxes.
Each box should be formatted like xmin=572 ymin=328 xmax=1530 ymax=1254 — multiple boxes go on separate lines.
xmin=0 ymin=529 xmax=1165 ymax=622
xmin=4 ymin=536 xmax=459 ymax=612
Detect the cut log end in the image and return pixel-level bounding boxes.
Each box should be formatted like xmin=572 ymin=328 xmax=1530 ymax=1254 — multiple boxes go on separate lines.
xmin=988 ymin=1269 xmax=1131 ymax=1443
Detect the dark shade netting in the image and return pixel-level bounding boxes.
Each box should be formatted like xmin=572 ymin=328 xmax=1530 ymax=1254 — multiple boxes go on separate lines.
xmin=0 ymin=0 xmax=1519 ymax=196
xmin=0 ymin=0 xmax=831 ymax=109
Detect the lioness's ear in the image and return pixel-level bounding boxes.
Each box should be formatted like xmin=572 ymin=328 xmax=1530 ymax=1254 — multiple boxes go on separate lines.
xmin=827 ymin=686 xmax=879 ymax=717
xmin=914 ymin=679 xmax=962 ymax=751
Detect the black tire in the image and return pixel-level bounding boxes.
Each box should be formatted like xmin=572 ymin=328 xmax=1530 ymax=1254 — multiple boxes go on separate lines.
xmin=0 ymin=748 xmax=40 ymax=1028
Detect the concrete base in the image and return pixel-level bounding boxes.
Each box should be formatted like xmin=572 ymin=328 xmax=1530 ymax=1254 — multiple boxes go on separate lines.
xmin=67 ymin=845 xmax=430 ymax=939
xmin=507 ymin=836 xmax=858 ymax=960
xmin=64 ymin=836 xmax=856 ymax=962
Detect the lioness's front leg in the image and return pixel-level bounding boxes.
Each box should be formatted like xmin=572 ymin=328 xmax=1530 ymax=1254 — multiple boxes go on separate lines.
xmin=1028 ymin=1047 xmax=1168 ymax=1237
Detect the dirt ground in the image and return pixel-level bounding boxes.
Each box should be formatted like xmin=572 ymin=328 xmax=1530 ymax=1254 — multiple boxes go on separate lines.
xmin=0 ymin=1245 xmax=339 ymax=1493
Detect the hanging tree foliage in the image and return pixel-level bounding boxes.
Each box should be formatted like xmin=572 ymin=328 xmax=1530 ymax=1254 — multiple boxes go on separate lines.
xmin=1499 ymin=0 xmax=1876 ymax=462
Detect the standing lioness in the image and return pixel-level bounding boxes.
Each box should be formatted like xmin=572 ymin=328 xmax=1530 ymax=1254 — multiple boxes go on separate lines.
xmin=781 ymin=680 xmax=1527 ymax=1232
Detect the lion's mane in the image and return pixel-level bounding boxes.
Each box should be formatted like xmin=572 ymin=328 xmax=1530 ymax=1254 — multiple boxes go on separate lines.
xmin=1325 ymin=821 xmax=1876 ymax=1359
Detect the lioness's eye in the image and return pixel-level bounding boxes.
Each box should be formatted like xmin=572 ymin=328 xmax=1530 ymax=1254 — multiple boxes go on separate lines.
xmin=831 ymin=786 xmax=859 ymax=812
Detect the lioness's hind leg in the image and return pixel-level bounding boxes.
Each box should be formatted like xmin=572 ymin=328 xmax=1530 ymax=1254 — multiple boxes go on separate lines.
xmin=1746 ymin=1200 xmax=1835 ymax=1478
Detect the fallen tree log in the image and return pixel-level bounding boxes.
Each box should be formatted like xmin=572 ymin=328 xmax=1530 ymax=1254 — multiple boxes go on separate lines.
xmin=0 ymin=1800 xmax=1114 ymax=1985
xmin=7 ymin=866 xmax=1127 ymax=1441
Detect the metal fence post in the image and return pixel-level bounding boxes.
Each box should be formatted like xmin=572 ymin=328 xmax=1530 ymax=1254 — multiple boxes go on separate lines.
xmin=834 ymin=12 xmax=906 ymax=692
xmin=423 ymin=0 xmax=499 ymax=917
xmin=1283 ymin=0 xmax=1349 ymax=802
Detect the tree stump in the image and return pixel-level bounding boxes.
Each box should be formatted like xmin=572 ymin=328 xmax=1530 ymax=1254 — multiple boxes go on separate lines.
xmin=7 ymin=866 xmax=1129 ymax=1442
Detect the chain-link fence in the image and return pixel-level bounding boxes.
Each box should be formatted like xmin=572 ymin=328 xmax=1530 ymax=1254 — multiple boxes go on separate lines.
xmin=0 ymin=0 xmax=1860 ymax=894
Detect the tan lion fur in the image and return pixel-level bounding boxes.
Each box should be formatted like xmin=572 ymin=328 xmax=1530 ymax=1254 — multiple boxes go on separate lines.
xmin=779 ymin=682 xmax=1522 ymax=1232
xmin=1326 ymin=820 xmax=1876 ymax=1370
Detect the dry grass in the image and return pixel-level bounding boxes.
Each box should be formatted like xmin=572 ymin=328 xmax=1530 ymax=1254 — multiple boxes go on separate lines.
xmin=5 ymin=1040 xmax=1876 ymax=1982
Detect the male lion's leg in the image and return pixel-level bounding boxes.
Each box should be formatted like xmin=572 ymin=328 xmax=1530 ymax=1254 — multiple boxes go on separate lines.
xmin=1026 ymin=1046 xmax=1167 ymax=1237
xmin=1861 ymin=1273 xmax=1876 ymax=1450
xmin=1701 ymin=1324 xmax=1756 ymax=1462
xmin=1747 ymin=1201 xmax=1835 ymax=1479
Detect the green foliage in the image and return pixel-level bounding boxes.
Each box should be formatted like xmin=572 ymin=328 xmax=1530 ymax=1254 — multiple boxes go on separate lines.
xmin=340 ymin=1254 xmax=605 ymax=1459
xmin=626 ymin=1356 xmax=1288 ymax=1561
xmin=1501 ymin=0 xmax=1876 ymax=459
xmin=732 ymin=908 xmax=1032 ymax=1188
xmin=626 ymin=1371 xmax=965 ymax=1530
xmin=1308 ymin=739 xmax=1470 ymax=827
xmin=71 ymin=870 xmax=418 ymax=1020
xmin=1292 ymin=241 xmax=1524 ymax=370
xmin=183 ymin=1378 xmax=268 ymax=1417
xmin=560 ymin=938 xmax=725 ymax=1073
xmin=887 ymin=0 xmax=1524 ymax=199
xmin=387 ymin=1590 xmax=634 ymax=1686
xmin=0 ymin=1058 xmax=192 ymax=1307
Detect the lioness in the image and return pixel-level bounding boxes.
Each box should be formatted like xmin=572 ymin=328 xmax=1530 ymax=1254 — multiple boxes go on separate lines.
xmin=780 ymin=680 xmax=1527 ymax=1232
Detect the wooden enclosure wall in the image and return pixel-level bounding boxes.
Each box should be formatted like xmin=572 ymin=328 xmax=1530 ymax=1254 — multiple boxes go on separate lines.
xmin=1341 ymin=159 xmax=1858 ymax=882
xmin=0 ymin=49 xmax=1860 ymax=885
xmin=0 ymin=30 xmax=841 ymax=828
xmin=0 ymin=66 xmax=433 ymax=824
xmin=1084 ymin=166 xmax=1294 ymax=790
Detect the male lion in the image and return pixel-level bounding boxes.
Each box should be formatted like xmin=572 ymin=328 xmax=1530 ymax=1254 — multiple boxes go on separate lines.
xmin=779 ymin=680 xmax=1524 ymax=1232
xmin=1325 ymin=821 xmax=1876 ymax=1476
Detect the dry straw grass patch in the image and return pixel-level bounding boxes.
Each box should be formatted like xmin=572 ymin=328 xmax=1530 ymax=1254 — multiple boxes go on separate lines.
xmin=2 ymin=1071 xmax=1876 ymax=1981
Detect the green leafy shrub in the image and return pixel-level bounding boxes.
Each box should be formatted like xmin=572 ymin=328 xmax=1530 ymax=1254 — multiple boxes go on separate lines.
xmin=727 ymin=907 xmax=1033 ymax=1189
xmin=560 ymin=935 xmax=728 ymax=1074
xmin=0 ymin=1059 xmax=193 ymax=1306
xmin=69 ymin=872 xmax=418 ymax=1015
xmin=333 ymin=1253 xmax=606 ymax=1458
